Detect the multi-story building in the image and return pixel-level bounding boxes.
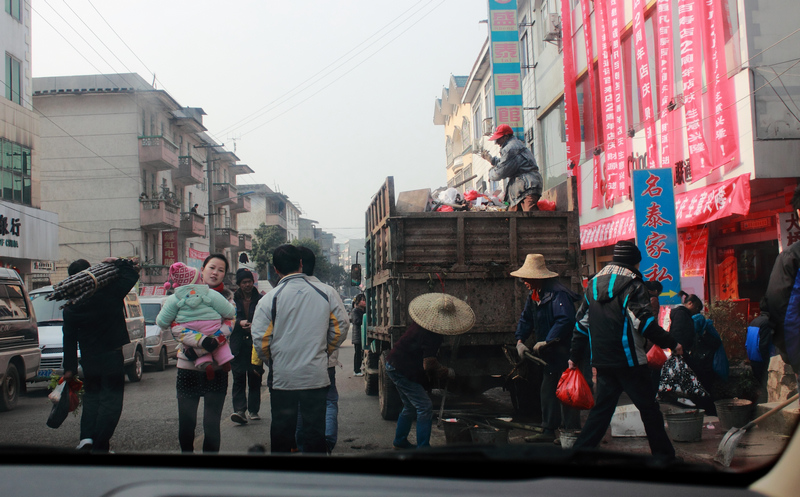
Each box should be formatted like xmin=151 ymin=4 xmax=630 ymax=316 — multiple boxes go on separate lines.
xmin=1 ymin=0 xmax=59 ymax=289
xmin=237 ymin=184 xmax=301 ymax=243
xmin=32 ymin=73 xmax=251 ymax=287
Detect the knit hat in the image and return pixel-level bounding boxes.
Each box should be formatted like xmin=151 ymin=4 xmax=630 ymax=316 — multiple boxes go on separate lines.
xmin=236 ymin=268 xmax=254 ymax=285
xmin=164 ymin=262 xmax=201 ymax=290
xmin=408 ymin=293 xmax=475 ymax=336
xmin=613 ymin=241 xmax=642 ymax=266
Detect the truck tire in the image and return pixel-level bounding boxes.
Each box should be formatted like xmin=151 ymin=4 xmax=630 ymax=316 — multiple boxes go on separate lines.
xmin=0 ymin=363 xmax=20 ymax=412
xmin=127 ymin=349 xmax=144 ymax=382
xmin=379 ymin=352 xmax=402 ymax=420
xmin=364 ymin=350 xmax=379 ymax=396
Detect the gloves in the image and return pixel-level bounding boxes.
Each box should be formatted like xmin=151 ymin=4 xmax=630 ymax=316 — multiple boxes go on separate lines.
xmin=516 ymin=341 xmax=530 ymax=358
xmin=201 ymin=336 xmax=219 ymax=353
xmin=532 ymin=341 xmax=547 ymax=355
xmin=447 ymin=367 xmax=456 ymax=380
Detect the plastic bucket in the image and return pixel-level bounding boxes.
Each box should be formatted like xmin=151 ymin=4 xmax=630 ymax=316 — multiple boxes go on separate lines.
xmin=469 ymin=426 xmax=509 ymax=445
xmin=559 ymin=430 xmax=580 ymax=449
xmin=715 ymin=399 xmax=754 ymax=431
xmin=665 ymin=409 xmax=705 ymax=442
xmin=442 ymin=419 xmax=472 ymax=445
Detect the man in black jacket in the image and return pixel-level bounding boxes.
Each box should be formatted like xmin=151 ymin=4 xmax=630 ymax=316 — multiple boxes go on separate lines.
xmin=569 ymin=241 xmax=682 ymax=458
xmin=230 ymin=268 xmax=263 ymax=424
xmin=62 ymin=257 xmax=140 ymax=452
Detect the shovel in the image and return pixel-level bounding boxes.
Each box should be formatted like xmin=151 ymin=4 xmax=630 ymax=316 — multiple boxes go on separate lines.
xmin=714 ymin=392 xmax=799 ymax=467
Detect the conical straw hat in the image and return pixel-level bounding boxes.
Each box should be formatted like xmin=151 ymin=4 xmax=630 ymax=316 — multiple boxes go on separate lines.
xmin=408 ymin=293 xmax=475 ymax=336
xmin=510 ymin=254 xmax=559 ymax=279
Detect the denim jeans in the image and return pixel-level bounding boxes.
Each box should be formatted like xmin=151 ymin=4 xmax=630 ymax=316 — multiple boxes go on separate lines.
xmin=297 ymin=367 xmax=338 ymax=453
xmin=231 ymin=349 xmax=263 ymax=415
xmin=385 ymin=362 xmax=432 ymax=448
xmin=79 ymin=349 xmax=125 ymax=452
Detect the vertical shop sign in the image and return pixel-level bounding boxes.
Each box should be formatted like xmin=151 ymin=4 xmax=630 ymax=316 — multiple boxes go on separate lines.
xmin=678 ymin=0 xmax=712 ymax=181
xmin=679 ymin=226 xmax=708 ymax=278
xmin=162 ymin=231 xmax=178 ymax=266
xmin=633 ymin=168 xmax=681 ymax=305
xmin=579 ymin=0 xmax=601 ymax=209
xmin=632 ymin=0 xmax=658 ymax=169
xmin=717 ymin=247 xmax=739 ymax=300
xmin=701 ymin=0 xmax=739 ymax=169
xmin=488 ymin=0 xmax=525 ymax=141
xmin=605 ymin=0 xmax=628 ymax=205
xmin=557 ymin=0 xmax=581 ymax=177
xmin=594 ymin=0 xmax=617 ymax=209
xmin=778 ymin=212 xmax=800 ymax=252
xmin=656 ymin=0 xmax=682 ymax=170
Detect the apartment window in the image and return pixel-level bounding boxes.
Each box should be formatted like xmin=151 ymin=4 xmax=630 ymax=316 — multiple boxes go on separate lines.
xmin=473 ymin=104 xmax=483 ymax=140
xmin=540 ymin=101 xmax=568 ymax=190
xmin=0 ymin=140 xmax=32 ymax=205
xmin=4 ymin=54 xmax=21 ymax=105
xmin=521 ymin=32 xmax=530 ymax=78
xmin=5 ymin=0 xmax=21 ymax=21
xmin=462 ymin=117 xmax=471 ymax=149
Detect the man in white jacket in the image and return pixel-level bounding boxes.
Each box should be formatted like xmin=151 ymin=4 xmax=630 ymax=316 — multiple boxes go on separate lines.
xmin=251 ymin=244 xmax=347 ymax=453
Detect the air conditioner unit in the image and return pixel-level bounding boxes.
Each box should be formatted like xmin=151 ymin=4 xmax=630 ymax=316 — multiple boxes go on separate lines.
xmin=544 ymin=13 xmax=562 ymax=43
xmin=482 ymin=118 xmax=494 ymax=136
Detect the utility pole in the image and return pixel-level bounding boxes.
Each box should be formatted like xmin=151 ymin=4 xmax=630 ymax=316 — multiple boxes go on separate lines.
xmin=194 ymin=142 xmax=223 ymax=255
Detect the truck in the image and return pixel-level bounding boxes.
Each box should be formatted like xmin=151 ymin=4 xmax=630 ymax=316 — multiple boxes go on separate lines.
xmin=360 ymin=176 xmax=583 ymax=420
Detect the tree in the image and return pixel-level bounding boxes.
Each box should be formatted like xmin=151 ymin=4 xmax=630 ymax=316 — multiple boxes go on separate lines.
xmin=250 ymin=224 xmax=286 ymax=272
xmin=291 ymin=238 xmax=347 ymax=289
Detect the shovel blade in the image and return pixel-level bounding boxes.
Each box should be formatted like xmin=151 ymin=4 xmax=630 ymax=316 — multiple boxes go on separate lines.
xmin=714 ymin=427 xmax=745 ymax=467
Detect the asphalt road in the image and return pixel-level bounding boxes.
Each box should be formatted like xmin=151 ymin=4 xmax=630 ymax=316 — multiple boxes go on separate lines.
xmin=0 ymin=340 xmax=514 ymax=455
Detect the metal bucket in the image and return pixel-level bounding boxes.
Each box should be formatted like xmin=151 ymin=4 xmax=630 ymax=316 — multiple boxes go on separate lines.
xmin=442 ymin=419 xmax=472 ymax=445
xmin=715 ymin=399 xmax=754 ymax=431
xmin=469 ymin=426 xmax=509 ymax=445
xmin=559 ymin=430 xmax=580 ymax=449
xmin=665 ymin=409 xmax=705 ymax=442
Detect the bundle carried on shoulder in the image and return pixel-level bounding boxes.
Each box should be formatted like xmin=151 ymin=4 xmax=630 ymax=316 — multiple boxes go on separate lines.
xmin=47 ymin=259 xmax=137 ymax=306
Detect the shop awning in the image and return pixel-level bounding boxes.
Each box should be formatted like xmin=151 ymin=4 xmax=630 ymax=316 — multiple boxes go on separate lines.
xmin=580 ymin=173 xmax=751 ymax=250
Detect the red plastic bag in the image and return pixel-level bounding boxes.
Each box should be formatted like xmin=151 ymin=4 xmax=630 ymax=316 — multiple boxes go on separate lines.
xmin=556 ymin=368 xmax=595 ymax=410
xmin=463 ymin=190 xmax=480 ymax=202
xmin=537 ymin=198 xmax=556 ymax=211
xmin=436 ymin=205 xmax=454 ymax=212
xmin=646 ymin=345 xmax=668 ymax=370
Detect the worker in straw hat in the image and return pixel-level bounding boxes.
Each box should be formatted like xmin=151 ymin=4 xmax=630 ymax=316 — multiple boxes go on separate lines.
xmin=511 ymin=254 xmax=581 ymax=443
xmin=385 ymin=293 xmax=475 ymax=449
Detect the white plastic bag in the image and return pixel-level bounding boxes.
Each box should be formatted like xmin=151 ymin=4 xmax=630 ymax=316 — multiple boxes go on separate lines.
xmin=437 ymin=188 xmax=460 ymax=205
xmin=48 ymin=380 xmax=65 ymax=404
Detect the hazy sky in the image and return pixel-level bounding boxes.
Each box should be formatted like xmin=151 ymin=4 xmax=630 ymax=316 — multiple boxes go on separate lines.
xmin=32 ymin=0 xmax=490 ymax=243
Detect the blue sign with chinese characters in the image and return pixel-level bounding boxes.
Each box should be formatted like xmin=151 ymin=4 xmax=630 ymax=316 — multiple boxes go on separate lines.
xmin=488 ymin=0 xmax=524 ymax=141
xmin=632 ymin=168 xmax=681 ymax=306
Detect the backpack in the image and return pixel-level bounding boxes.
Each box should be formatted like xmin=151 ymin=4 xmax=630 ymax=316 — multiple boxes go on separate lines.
xmin=706 ymin=320 xmax=730 ymax=382
xmin=746 ymin=315 xmax=775 ymax=363
xmin=693 ymin=315 xmax=729 ymax=381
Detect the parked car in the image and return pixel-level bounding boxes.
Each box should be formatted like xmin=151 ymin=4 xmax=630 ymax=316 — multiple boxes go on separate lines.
xmin=0 ymin=268 xmax=40 ymax=412
xmin=140 ymin=296 xmax=177 ymax=371
xmin=29 ymin=286 xmax=146 ymax=382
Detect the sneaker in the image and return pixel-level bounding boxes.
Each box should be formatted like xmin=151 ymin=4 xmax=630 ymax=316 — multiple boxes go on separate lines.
xmin=354 ymin=372 xmax=364 ymax=377
xmin=248 ymin=411 xmax=261 ymax=421
xmin=76 ymin=438 xmax=93 ymax=451
xmin=524 ymin=432 xmax=556 ymax=443
xmin=231 ymin=411 xmax=248 ymax=424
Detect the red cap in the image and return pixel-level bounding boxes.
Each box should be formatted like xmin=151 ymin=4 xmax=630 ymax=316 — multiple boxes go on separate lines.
xmin=488 ymin=124 xmax=514 ymax=141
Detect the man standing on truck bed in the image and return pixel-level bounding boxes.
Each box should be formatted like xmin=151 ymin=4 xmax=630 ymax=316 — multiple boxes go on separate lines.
xmin=568 ymin=241 xmax=683 ymax=458
xmin=512 ymin=254 xmax=581 ymax=443
xmin=480 ymin=124 xmax=543 ymax=212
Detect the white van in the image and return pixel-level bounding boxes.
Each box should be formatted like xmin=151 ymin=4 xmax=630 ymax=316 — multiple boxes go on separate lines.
xmin=140 ymin=296 xmax=178 ymax=370
xmin=29 ymin=286 xmax=146 ymax=382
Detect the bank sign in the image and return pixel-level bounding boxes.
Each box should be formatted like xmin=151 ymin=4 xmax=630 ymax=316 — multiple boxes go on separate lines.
xmin=632 ymin=169 xmax=681 ymax=305
xmin=0 ymin=201 xmax=59 ymax=261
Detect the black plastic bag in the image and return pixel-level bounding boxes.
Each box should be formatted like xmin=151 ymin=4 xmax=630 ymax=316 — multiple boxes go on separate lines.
xmin=46 ymin=385 xmax=71 ymax=429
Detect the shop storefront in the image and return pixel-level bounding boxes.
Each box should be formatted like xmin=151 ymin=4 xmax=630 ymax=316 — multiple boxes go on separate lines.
xmin=0 ymin=201 xmax=59 ymax=289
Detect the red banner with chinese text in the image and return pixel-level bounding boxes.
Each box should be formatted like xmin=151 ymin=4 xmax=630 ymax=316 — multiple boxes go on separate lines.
xmin=560 ymin=0 xmax=581 ymax=180
xmin=632 ymin=0 xmax=658 ymax=170
xmin=607 ymin=0 xmax=628 ymax=205
xmin=656 ymin=0 xmax=682 ymax=170
xmin=188 ymin=247 xmax=209 ymax=260
xmin=580 ymin=173 xmax=751 ymax=249
xmin=679 ymin=226 xmax=709 ymax=278
xmin=594 ymin=0 xmax=617 ymax=209
xmin=701 ymin=0 xmax=739 ymax=169
xmin=580 ymin=0 xmax=601 ymax=210
xmin=162 ymin=231 xmax=178 ymax=267
xmin=678 ymin=0 xmax=712 ymax=181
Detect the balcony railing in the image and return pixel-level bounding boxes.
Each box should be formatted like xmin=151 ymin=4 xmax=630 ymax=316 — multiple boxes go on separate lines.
xmin=239 ymin=233 xmax=252 ymax=251
xmin=174 ymin=156 xmax=204 ymax=186
xmin=230 ymin=195 xmax=251 ymax=213
xmin=138 ymin=135 xmax=179 ymax=171
xmin=140 ymin=264 xmax=170 ymax=285
xmin=213 ymin=183 xmax=238 ymax=206
xmin=140 ymin=199 xmax=180 ymax=230
xmin=214 ymin=227 xmax=239 ymax=248
xmin=179 ymin=211 xmax=206 ymax=238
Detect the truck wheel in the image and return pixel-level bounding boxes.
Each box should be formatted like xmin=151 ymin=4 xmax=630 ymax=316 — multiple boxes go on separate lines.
xmin=379 ymin=352 xmax=402 ymax=420
xmin=0 ymin=363 xmax=20 ymax=412
xmin=364 ymin=350 xmax=379 ymax=396
xmin=156 ymin=348 xmax=168 ymax=372
xmin=127 ymin=349 xmax=144 ymax=382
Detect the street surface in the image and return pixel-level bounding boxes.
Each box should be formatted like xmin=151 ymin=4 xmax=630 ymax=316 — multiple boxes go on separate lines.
xmin=0 ymin=338 xmax=790 ymax=469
